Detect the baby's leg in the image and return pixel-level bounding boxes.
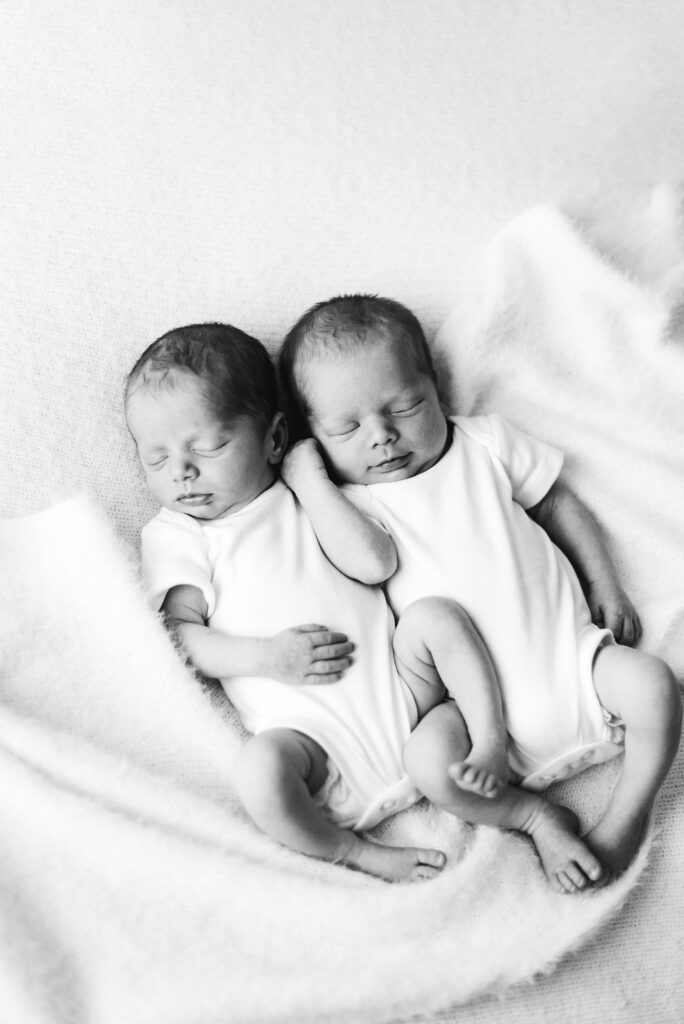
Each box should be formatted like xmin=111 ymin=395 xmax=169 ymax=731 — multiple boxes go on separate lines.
xmin=231 ymin=728 xmax=446 ymax=883
xmin=394 ymin=597 xmax=508 ymax=795
xmin=585 ymin=645 xmax=682 ymax=878
xmin=404 ymin=703 xmax=604 ymax=893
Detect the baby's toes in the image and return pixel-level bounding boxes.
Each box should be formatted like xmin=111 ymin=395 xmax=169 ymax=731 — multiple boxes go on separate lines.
xmin=481 ymin=772 xmax=504 ymax=798
xmin=418 ymin=848 xmax=446 ymax=870
xmin=411 ymin=863 xmax=443 ymax=882
xmin=563 ymin=862 xmax=590 ymax=890
xmin=556 ymin=870 xmax=580 ymax=894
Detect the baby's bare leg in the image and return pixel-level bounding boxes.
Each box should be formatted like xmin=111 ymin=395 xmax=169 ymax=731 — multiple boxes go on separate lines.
xmin=394 ymin=597 xmax=508 ymax=795
xmin=231 ymin=728 xmax=446 ymax=883
xmin=586 ymin=645 xmax=682 ymax=878
xmin=404 ymin=703 xmax=604 ymax=893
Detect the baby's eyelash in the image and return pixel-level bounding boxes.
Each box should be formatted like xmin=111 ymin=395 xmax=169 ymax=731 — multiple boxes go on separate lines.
xmin=330 ymin=424 xmax=358 ymax=437
xmin=193 ymin=441 xmax=229 ymax=456
xmin=392 ymin=399 xmax=423 ymax=415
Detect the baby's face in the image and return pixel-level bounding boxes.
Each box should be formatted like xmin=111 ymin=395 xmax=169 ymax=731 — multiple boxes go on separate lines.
xmin=127 ymin=374 xmax=279 ymax=519
xmin=303 ymin=337 xmax=448 ymax=485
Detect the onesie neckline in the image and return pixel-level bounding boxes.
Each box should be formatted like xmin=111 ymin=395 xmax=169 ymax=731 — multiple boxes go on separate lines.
xmin=363 ymin=418 xmax=457 ymax=493
xmin=157 ymin=478 xmax=285 ymax=530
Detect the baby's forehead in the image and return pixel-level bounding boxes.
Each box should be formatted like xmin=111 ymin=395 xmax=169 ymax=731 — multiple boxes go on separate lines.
xmin=126 ymin=376 xmax=220 ymax=431
xmin=303 ymin=333 xmax=417 ymax=381
xmin=307 ymin=352 xmax=430 ymax=416
xmin=300 ymin=330 xmax=402 ymax=373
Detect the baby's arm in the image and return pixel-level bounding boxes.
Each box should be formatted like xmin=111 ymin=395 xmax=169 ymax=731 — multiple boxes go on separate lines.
xmin=281 ymin=439 xmax=397 ymax=583
xmin=528 ymin=479 xmax=641 ymax=645
xmin=162 ymin=584 xmax=354 ymax=684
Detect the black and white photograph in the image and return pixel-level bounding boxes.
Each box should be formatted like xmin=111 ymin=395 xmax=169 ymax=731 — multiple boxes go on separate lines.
xmin=2 ymin=2 xmax=684 ymax=1022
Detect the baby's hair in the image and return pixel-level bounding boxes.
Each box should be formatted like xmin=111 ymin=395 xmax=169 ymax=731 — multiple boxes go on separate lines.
xmin=280 ymin=294 xmax=437 ymax=431
xmin=126 ymin=322 xmax=279 ymax=426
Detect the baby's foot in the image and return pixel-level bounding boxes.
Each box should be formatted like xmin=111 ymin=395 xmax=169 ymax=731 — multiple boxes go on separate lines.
xmin=342 ymin=837 xmax=446 ymax=883
xmin=524 ymin=803 xmax=604 ymax=894
xmin=448 ymin=760 xmax=505 ymax=799
xmin=583 ymin=810 xmax=649 ymax=883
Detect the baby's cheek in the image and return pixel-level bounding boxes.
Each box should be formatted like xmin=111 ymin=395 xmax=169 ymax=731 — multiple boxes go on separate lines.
xmin=337 ymin=457 xmax=368 ymax=486
xmin=317 ymin=446 xmax=350 ymax=484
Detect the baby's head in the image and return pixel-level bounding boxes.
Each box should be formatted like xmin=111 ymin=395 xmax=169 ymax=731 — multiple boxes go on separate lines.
xmin=280 ymin=295 xmax=448 ymax=485
xmin=126 ymin=323 xmax=286 ymax=519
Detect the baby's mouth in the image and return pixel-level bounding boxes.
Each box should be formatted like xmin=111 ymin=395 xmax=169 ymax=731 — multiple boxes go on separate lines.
xmin=177 ymin=493 xmax=212 ymax=506
xmin=374 ymin=454 xmax=410 ymax=473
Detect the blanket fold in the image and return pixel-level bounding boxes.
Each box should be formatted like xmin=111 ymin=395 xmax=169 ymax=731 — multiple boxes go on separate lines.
xmin=0 ymin=496 xmax=650 ymax=1024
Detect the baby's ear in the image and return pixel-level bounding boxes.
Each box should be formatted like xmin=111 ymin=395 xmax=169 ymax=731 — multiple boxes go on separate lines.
xmin=266 ymin=412 xmax=288 ymax=464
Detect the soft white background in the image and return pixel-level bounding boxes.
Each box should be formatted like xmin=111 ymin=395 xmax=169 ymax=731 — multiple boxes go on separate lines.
xmin=3 ymin=3 xmax=684 ymax=1022
xmin=5 ymin=0 xmax=684 ymax=532
xmin=5 ymin=0 xmax=684 ymax=345
xmin=5 ymin=0 xmax=684 ymax=538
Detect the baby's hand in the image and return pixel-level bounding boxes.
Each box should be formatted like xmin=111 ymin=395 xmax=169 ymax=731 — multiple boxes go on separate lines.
xmin=587 ymin=580 xmax=642 ymax=647
xmin=268 ymin=624 xmax=354 ymax=685
xmin=281 ymin=439 xmax=329 ymax=494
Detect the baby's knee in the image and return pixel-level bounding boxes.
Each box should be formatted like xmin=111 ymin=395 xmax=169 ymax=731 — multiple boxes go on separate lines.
xmin=231 ymin=731 xmax=298 ymax=807
xmin=639 ymin=652 xmax=680 ymax=702
xmin=623 ymin=653 xmax=682 ymax=736
xmin=400 ymin=595 xmax=469 ymax=629
xmin=650 ymin=657 xmax=683 ymax=735
xmin=403 ymin=705 xmax=470 ymax=802
xmin=395 ymin=596 xmax=476 ymax=653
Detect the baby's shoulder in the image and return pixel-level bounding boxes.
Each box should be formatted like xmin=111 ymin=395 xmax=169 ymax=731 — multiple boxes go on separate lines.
xmin=452 ymin=413 xmax=525 ymax=461
xmin=451 ymin=412 xmax=504 ymax=444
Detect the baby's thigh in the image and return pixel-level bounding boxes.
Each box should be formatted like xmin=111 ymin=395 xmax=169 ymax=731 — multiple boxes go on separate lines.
xmin=392 ymin=596 xmax=471 ymax=718
xmin=593 ymin=643 xmax=680 ymax=729
xmin=232 ymin=727 xmax=330 ymax=800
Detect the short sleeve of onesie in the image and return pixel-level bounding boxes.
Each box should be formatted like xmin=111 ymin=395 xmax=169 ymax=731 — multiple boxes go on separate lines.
xmin=141 ymin=511 xmax=215 ymax=615
xmin=462 ymin=414 xmax=564 ymax=509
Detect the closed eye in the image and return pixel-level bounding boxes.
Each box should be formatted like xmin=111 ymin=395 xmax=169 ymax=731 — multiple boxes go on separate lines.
xmin=143 ymin=454 xmax=168 ymax=469
xmin=328 ymin=423 xmax=359 ymax=438
xmin=392 ymin=398 xmax=424 ymax=415
xmin=192 ymin=441 xmax=229 ymax=456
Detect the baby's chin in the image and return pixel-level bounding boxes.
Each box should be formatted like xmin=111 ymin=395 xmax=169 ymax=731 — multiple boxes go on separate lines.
xmin=364 ymin=467 xmax=415 ymax=485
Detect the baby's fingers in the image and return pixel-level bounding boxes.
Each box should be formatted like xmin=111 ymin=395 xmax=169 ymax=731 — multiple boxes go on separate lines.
xmin=306 ymin=655 xmax=353 ymax=682
xmin=306 ymin=642 xmax=355 ymax=682
xmin=310 ymin=629 xmax=351 ymax=649
xmin=629 ymin=608 xmax=642 ymax=645
xmin=313 ymin=639 xmax=355 ymax=661
xmin=615 ymin=610 xmax=642 ymax=648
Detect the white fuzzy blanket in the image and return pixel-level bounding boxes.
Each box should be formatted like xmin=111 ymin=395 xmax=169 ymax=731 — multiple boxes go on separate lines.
xmin=437 ymin=186 xmax=684 ymax=670
xmin=4 ymin=192 xmax=684 ymax=1023
xmin=0 ymin=498 xmax=651 ymax=1024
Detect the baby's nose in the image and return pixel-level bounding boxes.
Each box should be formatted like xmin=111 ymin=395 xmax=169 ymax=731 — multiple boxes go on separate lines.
xmin=170 ymin=457 xmax=199 ymax=481
xmin=368 ymin=415 xmax=397 ymax=445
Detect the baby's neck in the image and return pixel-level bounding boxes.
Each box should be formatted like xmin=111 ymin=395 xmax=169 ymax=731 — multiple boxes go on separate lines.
xmin=408 ymin=418 xmax=454 ymax=479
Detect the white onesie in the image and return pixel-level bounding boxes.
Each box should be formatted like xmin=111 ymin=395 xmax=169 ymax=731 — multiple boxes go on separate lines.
xmin=344 ymin=414 xmax=624 ymax=790
xmin=142 ymin=479 xmax=422 ymax=830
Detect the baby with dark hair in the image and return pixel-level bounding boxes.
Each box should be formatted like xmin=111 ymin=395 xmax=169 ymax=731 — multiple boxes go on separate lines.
xmin=279 ymin=293 xmax=682 ymax=888
xmin=126 ymin=322 xmax=520 ymax=882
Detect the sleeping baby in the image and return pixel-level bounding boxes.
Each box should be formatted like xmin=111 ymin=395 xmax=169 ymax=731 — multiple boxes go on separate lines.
xmin=279 ymin=293 xmax=682 ymax=888
xmin=126 ymin=321 xmax=614 ymax=890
